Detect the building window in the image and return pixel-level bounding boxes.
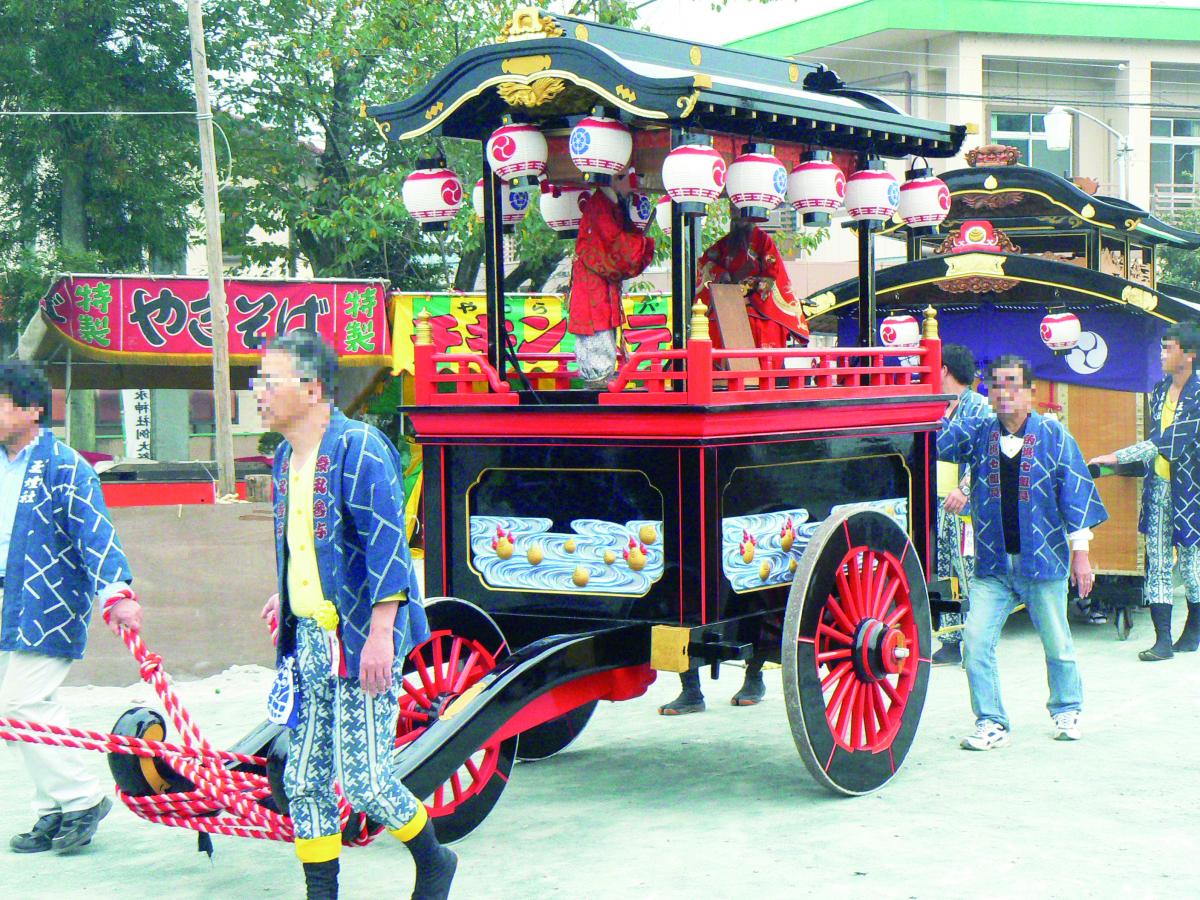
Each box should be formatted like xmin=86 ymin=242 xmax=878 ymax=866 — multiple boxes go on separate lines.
xmin=96 ymin=390 xmax=123 ymax=438
xmin=1151 ymin=117 xmax=1200 ymax=213
xmin=189 ymin=391 xmax=240 ymax=435
xmin=990 ymin=112 xmax=1072 ymax=176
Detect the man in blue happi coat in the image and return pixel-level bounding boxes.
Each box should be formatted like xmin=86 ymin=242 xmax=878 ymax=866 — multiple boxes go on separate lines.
xmin=256 ymin=331 xmax=453 ymax=900
xmin=938 ymin=355 xmax=1107 ymax=750
xmin=1091 ymin=323 xmax=1200 ymax=661
xmin=0 ymin=361 xmax=139 ymax=853
xmin=932 ymin=343 xmax=993 ymax=667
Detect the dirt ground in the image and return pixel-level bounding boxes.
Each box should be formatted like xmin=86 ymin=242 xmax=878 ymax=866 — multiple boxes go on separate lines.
xmin=2 ymin=581 xmax=1199 ymax=899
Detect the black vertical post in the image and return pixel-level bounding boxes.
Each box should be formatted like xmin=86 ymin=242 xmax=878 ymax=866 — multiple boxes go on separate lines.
xmin=857 ymin=221 xmax=876 ymax=347
xmin=482 ymin=150 xmax=507 ymax=377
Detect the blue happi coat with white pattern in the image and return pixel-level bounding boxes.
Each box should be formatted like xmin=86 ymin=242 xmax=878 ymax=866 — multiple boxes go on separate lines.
xmin=272 ymin=410 xmax=428 ymax=677
xmin=1116 ymin=374 xmax=1200 ymax=547
xmin=937 ymin=411 xmax=1108 ymax=581
xmin=0 ymin=430 xmax=133 ymax=660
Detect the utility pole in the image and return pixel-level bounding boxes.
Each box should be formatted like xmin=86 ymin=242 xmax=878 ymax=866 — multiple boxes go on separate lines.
xmin=186 ymin=0 xmax=237 ymax=497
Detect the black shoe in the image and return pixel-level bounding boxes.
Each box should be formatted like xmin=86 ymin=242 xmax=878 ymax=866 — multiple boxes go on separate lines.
xmin=1174 ymin=602 xmax=1200 ymax=652
xmin=10 ymin=813 xmax=62 ymax=854
xmin=731 ymin=668 xmax=766 ymax=706
xmin=303 ymin=859 xmax=340 ymax=900
xmin=658 ymin=669 xmax=705 ymax=715
xmin=50 ymin=797 xmax=111 ymax=853
xmin=1139 ymin=603 xmax=1175 ymax=662
xmin=406 ymin=818 xmax=457 ymax=900
xmin=932 ymin=642 xmax=963 ymax=667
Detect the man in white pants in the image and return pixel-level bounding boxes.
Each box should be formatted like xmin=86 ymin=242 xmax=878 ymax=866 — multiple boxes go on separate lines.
xmin=0 ymin=361 xmax=140 ymax=854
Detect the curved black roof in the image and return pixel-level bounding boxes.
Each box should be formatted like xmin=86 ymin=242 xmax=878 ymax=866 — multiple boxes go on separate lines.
xmin=805 ymin=251 xmax=1197 ymax=323
xmin=936 ymin=165 xmax=1200 ymax=249
xmin=366 ymin=7 xmax=965 ymax=158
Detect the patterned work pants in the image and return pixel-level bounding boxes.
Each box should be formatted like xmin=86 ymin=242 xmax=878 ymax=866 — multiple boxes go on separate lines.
xmin=284 ymin=618 xmax=421 ymax=843
xmin=1143 ymin=475 xmax=1200 ymax=606
xmin=936 ymin=507 xmax=974 ymax=645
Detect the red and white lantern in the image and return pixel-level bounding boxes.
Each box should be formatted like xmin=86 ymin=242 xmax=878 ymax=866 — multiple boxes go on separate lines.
xmin=472 ymin=177 xmax=530 ymax=231
xmin=625 ymin=192 xmax=654 ymax=232
xmin=726 ymin=144 xmax=787 ymax=221
xmin=569 ymin=115 xmax=632 ymax=183
xmin=662 ymin=141 xmax=726 ymax=216
xmin=788 ymin=150 xmax=846 ymax=226
xmin=899 ymin=167 xmax=951 ymax=229
xmin=539 ymin=183 xmax=591 ymax=239
xmin=486 ymin=122 xmax=548 ymax=187
xmin=1041 ymin=312 xmax=1081 ymax=354
xmin=880 ymin=314 xmax=920 ymax=348
xmin=401 ymin=163 xmax=463 ymax=231
xmin=655 ymin=195 xmax=673 ymax=235
xmin=845 ymin=163 xmax=900 ymax=224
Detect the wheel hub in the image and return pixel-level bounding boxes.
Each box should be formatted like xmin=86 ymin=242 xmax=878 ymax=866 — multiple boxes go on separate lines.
xmin=852 ymin=618 xmax=909 ymax=682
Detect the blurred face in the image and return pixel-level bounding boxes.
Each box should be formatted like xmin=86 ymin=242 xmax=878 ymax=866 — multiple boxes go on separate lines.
xmin=1161 ymin=339 xmax=1195 ymax=377
xmin=0 ymin=394 xmax=42 ymax=446
xmin=987 ymin=366 xmax=1033 ymax=418
xmin=253 ymin=350 xmax=321 ymax=432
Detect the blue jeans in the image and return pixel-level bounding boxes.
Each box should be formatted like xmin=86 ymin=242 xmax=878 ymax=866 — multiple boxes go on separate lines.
xmin=963 ymin=554 xmax=1083 ymax=731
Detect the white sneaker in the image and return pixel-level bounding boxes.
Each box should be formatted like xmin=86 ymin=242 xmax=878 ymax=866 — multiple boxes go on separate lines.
xmin=1052 ymin=711 xmax=1082 ymax=741
xmin=961 ymin=720 xmax=1010 ymax=751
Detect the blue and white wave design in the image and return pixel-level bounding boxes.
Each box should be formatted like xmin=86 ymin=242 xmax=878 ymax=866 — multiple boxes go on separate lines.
xmin=469 ymin=515 xmax=665 ymax=595
xmin=722 ymin=498 xmax=908 ymax=592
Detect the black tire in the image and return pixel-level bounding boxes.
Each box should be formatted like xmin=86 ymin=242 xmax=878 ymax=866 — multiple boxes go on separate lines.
xmin=108 ymin=707 xmax=193 ymax=797
xmin=517 ymin=701 xmax=598 ymax=762
xmin=782 ymin=508 xmax=931 ymax=796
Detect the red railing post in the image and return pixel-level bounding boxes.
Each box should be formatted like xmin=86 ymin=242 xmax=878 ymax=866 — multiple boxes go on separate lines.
xmin=921 ymin=305 xmax=942 ymax=393
xmin=686 ymin=299 xmax=712 ymax=405
xmin=413 ymin=309 xmax=434 ymax=405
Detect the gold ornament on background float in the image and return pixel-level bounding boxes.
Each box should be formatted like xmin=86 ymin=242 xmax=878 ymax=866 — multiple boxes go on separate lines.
xmin=638 ymin=524 xmax=658 ymax=545
xmin=564 ymin=538 xmax=577 ymax=553
xmin=739 ymin=530 xmax=757 ymax=564
xmin=491 ymin=526 xmax=515 ymax=560
xmin=603 ymin=549 xmax=616 ymax=565
xmin=572 ymin=566 xmax=590 ymax=587
xmin=526 ymin=543 xmax=544 ymax=565
xmin=624 ymin=538 xmax=647 ymax=571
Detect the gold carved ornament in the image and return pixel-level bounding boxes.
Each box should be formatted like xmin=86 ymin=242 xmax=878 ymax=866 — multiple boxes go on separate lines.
xmin=497 ymin=78 xmax=567 ymax=108
xmin=1121 ymin=284 xmax=1158 ymax=311
xmin=498 ymin=7 xmax=564 ymax=42
xmin=615 ymin=84 xmax=636 ymax=102
xmin=501 ymin=55 xmax=551 ymax=76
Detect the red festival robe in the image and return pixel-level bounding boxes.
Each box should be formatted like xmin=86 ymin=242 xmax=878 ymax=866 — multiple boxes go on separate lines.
xmin=568 ymin=191 xmax=655 ymax=336
xmin=696 ymin=227 xmax=809 ymax=348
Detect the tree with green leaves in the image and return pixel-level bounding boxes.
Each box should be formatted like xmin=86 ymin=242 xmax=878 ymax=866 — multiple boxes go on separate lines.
xmin=0 ymin=0 xmax=206 ymax=338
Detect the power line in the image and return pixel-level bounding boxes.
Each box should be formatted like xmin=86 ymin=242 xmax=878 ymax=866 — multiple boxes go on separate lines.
xmin=0 ymin=110 xmax=194 ymax=117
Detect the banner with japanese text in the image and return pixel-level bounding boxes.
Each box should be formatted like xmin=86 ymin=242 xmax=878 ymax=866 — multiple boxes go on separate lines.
xmin=390 ymin=292 xmax=673 ymax=375
xmin=41 ymin=275 xmax=391 ymax=366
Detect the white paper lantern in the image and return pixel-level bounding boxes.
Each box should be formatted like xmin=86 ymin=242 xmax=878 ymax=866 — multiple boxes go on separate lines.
xmin=401 ymin=164 xmax=463 ymax=231
xmin=486 ymin=122 xmax=548 ymax=187
xmin=880 ymin=314 xmax=920 ymax=347
xmin=471 ymin=177 xmax=530 ymax=231
xmin=845 ymin=166 xmax=900 ymax=223
xmin=788 ymin=151 xmax=846 ymax=226
xmin=899 ymin=168 xmax=951 ymax=228
xmin=539 ymin=183 xmax=591 ymax=238
xmin=726 ymin=145 xmax=786 ymax=221
xmin=626 ymin=192 xmax=654 ymax=232
xmin=569 ymin=115 xmax=632 ymax=183
xmin=1041 ymin=312 xmax=1081 ymax=354
xmin=655 ymin=195 xmax=673 ymax=235
xmin=662 ymin=142 xmax=726 ymax=216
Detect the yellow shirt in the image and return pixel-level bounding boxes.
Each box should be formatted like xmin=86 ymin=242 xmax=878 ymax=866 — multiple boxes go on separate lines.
xmin=286 ymin=450 xmax=326 ymax=618
xmin=1156 ymin=395 xmax=1177 ymax=481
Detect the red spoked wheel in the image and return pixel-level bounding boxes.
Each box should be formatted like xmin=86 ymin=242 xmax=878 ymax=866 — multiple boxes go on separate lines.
xmin=783 ymin=508 xmax=931 ymax=795
xmin=396 ymin=597 xmax=516 ymax=843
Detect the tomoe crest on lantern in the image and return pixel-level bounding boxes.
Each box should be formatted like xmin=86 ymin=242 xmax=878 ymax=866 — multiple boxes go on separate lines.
xmin=1041 ymin=312 xmax=1081 ymax=354
xmin=788 ymin=151 xmax=846 ymax=226
xmin=486 ymin=122 xmax=548 ymax=187
xmin=899 ymin=167 xmax=951 ymax=228
xmin=726 ymin=144 xmax=786 ymax=221
xmin=661 ymin=140 xmax=726 ymax=216
xmin=880 ymin=314 xmax=920 ymax=347
xmin=401 ymin=159 xmax=463 ymax=231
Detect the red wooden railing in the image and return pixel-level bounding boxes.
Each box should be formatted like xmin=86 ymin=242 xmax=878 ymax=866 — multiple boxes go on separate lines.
xmin=410 ymin=309 xmax=943 ymax=408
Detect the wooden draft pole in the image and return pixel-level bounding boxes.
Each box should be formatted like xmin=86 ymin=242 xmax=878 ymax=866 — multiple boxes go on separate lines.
xmin=186 ymin=0 xmax=237 ymax=498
